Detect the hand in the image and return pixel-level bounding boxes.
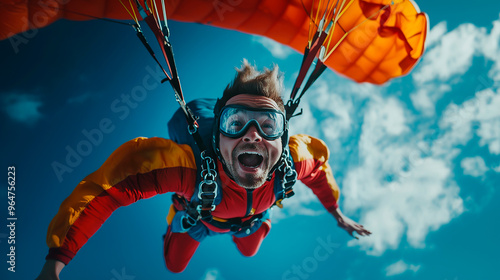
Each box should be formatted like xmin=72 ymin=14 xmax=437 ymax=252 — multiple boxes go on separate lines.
xmin=35 ymin=259 xmax=65 ymax=280
xmin=331 ymin=208 xmax=371 ymax=239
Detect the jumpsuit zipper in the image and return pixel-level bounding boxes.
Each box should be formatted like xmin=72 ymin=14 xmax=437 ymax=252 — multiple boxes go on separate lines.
xmin=245 ymin=189 xmax=254 ymax=216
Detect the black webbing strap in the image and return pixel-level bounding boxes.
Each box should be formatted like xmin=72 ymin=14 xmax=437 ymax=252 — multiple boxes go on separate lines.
xmin=285 ymin=14 xmax=332 ymax=121
xmin=172 ymin=195 xmax=264 ymax=233
xmin=129 ymin=1 xmax=218 ymax=230
xmin=273 ymin=149 xmax=297 ymax=208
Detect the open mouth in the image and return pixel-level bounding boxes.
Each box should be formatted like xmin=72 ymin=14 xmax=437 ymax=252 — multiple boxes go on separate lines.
xmin=238 ymin=152 xmax=264 ymax=168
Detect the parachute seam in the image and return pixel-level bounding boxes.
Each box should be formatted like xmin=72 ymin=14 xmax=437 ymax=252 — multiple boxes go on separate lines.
xmin=346 ymin=32 xmax=390 ymax=82
xmin=103 ymin=0 xmax=109 ymax=19
xmin=341 ymin=15 xmax=378 ymax=80
xmin=235 ymin=1 xmax=267 ymax=34
xmin=168 ymin=0 xmax=182 ymax=20
xmin=287 ymin=13 xmax=311 ymax=49
xmin=261 ymin=2 xmax=297 ymax=43
xmin=198 ymin=3 xmax=222 ymax=24
xmin=365 ymin=35 xmax=396 ymax=82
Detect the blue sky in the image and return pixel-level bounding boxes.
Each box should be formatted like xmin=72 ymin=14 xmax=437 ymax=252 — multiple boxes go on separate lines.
xmin=1 ymin=1 xmax=500 ymax=280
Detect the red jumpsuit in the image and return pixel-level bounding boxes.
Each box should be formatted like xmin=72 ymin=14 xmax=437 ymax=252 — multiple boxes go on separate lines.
xmin=45 ymin=134 xmax=340 ymax=272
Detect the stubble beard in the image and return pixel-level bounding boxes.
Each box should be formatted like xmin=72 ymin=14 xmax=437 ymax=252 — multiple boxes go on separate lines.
xmin=228 ymin=145 xmax=269 ymax=189
xmin=233 ymin=169 xmax=267 ymax=189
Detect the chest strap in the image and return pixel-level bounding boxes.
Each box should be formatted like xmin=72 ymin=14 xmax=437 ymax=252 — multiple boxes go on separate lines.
xmin=180 ymin=151 xmax=221 ymax=230
xmin=273 ymin=149 xmax=297 ymax=208
xmin=174 ymin=149 xmax=297 ymax=232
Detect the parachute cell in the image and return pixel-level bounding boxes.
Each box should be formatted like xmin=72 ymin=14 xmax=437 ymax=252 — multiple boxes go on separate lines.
xmin=0 ymin=0 xmax=427 ymax=84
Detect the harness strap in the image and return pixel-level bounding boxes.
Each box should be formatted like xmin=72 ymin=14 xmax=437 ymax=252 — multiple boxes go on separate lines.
xmin=211 ymin=213 xmax=266 ymax=233
xmin=273 ymin=149 xmax=297 ymax=208
xmin=175 ymin=152 xmax=220 ymax=231
xmin=170 ymin=106 xmax=297 ymax=233
xmin=171 ymin=151 xmax=297 ymax=233
xmin=171 ymin=194 xmax=265 ymax=233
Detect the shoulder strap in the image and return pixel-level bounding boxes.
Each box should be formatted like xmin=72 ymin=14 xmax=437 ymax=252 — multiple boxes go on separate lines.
xmin=168 ymin=98 xmax=222 ymax=229
xmin=273 ymin=148 xmax=297 ymax=208
xmin=190 ymin=152 xmax=223 ymax=220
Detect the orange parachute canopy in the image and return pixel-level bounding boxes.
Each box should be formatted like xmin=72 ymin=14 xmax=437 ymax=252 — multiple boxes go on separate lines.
xmin=0 ymin=0 xmax=427 ymax=84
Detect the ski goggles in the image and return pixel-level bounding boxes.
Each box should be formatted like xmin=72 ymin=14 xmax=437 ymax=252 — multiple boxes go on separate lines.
xmin=218 ymin=105 xmax=286 ymax=140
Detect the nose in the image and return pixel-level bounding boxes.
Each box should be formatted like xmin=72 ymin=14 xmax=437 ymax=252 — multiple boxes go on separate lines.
xmin=242 ymin=125 xmax=262 ymax=142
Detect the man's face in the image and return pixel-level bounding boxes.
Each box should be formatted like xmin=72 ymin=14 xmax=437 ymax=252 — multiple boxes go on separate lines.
xmin=219 ymin=94 xmax=283 ymax=189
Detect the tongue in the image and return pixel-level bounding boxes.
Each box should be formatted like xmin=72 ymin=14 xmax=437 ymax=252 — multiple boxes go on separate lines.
xmin=238 ymin=154 xmax=263 ymax=167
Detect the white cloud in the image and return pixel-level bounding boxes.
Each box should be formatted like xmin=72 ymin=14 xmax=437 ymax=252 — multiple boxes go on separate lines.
xmin=439 ymin=88 xmax=500 ymax=155
xmin=412 ymin=23 xmax=477 ymax=84
xmin=410 ymin=87 xmax=434 ymax=116
xmin=478 ymin=118 xmax=500 ymax=154
xmin=200 ymin=268 xmax=224 ymax=280
xmin=272 ymin=182 xmax=324 ymax=222
xmin=461 ymin=156 xmax=488 ymax=177
xmin=410 ymin=83 xmax=451 ymax=116
xmin=1 ymin=93 xmax=43 ymax=125
xmin=343 ymin=97 xmax=464 ymax=255
xmin=425 ymin=21 xmax=447 ymax=48
xmin=493 ymin=165 xmax=500 ymax=173
xmin=289 ymin=100 xmax=319 ymax=138
xmin=278 ymin=17 xmax=500 ymax=257
xmin=252 ymin=36 xmax=293 ymax=59
xmin=311 ymin=80 xmax=354 ymax=151
xmin=478 ymin=19 xmax=500 ymax=59
xmin=478 ymin=19 xmax=500 ymax=84
xmin=288 ymin=77 xmax=368 ymax=153
xmin=385 ymin=260 xmax=421 ymax=277
xmin=475 ymin=89 xmax=500 ymax=154
xmin=362 ymin=97 xmax=408 ymax=137
xmin=345 ymin=19 xmax=500 ymax=255
xmin=286 ymin=75 xmax=466 ymax=256
xmin=411 ymin=17 xmax=500 ymax=116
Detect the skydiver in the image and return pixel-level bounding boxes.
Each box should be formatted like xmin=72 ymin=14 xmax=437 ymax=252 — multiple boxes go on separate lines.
xmin=35 ymin=61 xmax=371 ymax=280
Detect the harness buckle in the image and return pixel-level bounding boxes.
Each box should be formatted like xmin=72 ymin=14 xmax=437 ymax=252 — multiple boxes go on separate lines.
xmin=197 ymin=151 xmax=219 ymax=204
xmin=196 ymin=204 xmax=216 ymax=211
xmin=184 ymin=215 xmax=197 ymax=226
xmin=275 ymin=198 xmax=284 ymax=209
xmin=230 ymin=224 xmax=242 ymax=232
xmin=188 ymin=123 xmax=198 ymax=135
xmin=277 ymin=149 xmax=297 ymax=204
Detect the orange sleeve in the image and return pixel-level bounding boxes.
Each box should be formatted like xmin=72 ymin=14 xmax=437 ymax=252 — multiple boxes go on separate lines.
xmin=288 ymin=134 xmax=340 ymax=211
xmin=46 ymin=137 xmax=197 ymax=264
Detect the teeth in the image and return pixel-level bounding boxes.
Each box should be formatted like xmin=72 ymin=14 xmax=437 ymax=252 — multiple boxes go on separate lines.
xmin=241 ymin=151 xmax=262 ymax=157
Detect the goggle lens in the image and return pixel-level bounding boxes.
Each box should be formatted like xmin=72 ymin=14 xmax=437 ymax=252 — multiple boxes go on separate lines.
xmin=219 ymin=105 xmax=285 ymax=140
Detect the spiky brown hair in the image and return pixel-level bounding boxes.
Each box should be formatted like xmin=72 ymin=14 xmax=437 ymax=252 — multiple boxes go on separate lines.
xmin=216 ymin=59 xmax=285 ymax=113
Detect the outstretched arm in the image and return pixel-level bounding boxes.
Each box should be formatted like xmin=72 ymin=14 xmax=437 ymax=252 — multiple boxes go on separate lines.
xmin=331 ymin=207 xmax=371 ymax=239
xmin=35 ymin=260 xmax=65 ymax=280
xmin=42 ymin=137 xmax=197 ymax=268
xmin=288 ymin=134 xmax=371 ymax=239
